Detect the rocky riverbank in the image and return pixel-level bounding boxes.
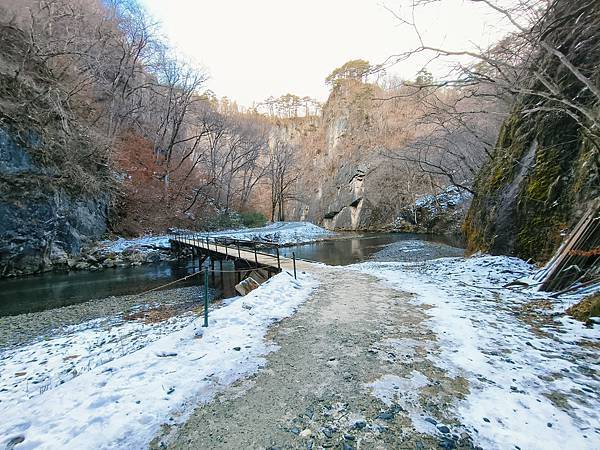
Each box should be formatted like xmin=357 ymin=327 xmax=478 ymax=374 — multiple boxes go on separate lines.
xmin=390 ymin=186 xmax=472 ymax=236
xmin=0 ymin=285 xmax=205 ymax=349
xmin=2 ymin=221 xmax=334 ymax=279
xmin=44 ymin=246 xmax=173 ymax=274
xmin=371 ymin=239 xmax=465 ymax=263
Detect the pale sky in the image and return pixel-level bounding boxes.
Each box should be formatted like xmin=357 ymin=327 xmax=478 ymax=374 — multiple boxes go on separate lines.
xmin=140 ymin=0 xmax=512 ymax=107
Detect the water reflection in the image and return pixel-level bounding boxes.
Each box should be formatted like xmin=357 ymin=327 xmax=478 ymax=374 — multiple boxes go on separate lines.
xmin=271 ymin=233 xmax=460 ymax=266
xmin=0 ymin=233 xmax=462 ymax=317
xmin=0 ymin=258 xmax=236 ymax=317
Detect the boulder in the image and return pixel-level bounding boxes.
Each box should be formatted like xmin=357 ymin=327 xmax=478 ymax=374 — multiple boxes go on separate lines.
xmin=145 ymin=251 xmax=162 ymax=263
xmin=49 ymin=245 xmax=69 ymax=266
xmin=235 ymin=277 xmax=261 ymax=296
xmin=74 ymin=261 xmax=90 ymax=270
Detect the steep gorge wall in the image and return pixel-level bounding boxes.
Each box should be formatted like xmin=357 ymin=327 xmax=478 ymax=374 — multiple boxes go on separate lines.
xmin=464 ymin=108 xmax=599 ymax=262
xmin=0 ymin=24 xmax=111 ymax=277
xmin=284 ymin=82 xmax=419 ymax=230
xmin=464 ymin=1 xmax=600 ymax=262
xmin=0 ymin=127 xmax=109 ymax=276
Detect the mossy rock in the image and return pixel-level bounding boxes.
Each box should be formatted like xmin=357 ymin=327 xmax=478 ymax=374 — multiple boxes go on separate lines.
xmin=464 ymin=0 xmax=600 ymax=263
xmin=465 ymin=105 xmax=597 ymax=263
xmin=566 ymin=294 xmax=600 ymax=325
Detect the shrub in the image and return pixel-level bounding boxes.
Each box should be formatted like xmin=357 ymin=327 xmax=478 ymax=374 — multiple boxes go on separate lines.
xmin=240 ymin=211 xmax=267 ymax=228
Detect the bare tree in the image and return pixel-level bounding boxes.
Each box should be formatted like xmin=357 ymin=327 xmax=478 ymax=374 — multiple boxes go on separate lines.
xmin=268 ymin=137 xmax=299 ymax=221
xmin=380 ymin=0 xmax=600 ymax=192
xmin=149 ymin=53 xmax=207 ymax=196
xmin=381 ymin=81 xmax=507 ymax=194
xmin=226 ymin=120 xmax=270 ymax=211
xmin=1 ymin=0 xmax=293 ymax=230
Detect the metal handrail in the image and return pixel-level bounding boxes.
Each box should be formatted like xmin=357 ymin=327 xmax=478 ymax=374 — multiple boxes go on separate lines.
xmin=170 ymin=233 xmax=283 ymax=271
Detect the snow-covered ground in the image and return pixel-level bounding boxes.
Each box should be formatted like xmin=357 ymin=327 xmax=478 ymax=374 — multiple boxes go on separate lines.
xmin=0 ymin=271 xmax=318 ymax=449
xmin=99 ymin=221 xmax=333 ymax=254
xmin=413 ymin=185 xmax=472 ymax=212
xmin=355 ymin=256 xmax=599 ymax=450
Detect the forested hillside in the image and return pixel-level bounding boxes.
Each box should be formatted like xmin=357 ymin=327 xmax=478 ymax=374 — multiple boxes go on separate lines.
xmin=1 ymin=0 xmax=598 ymax=277
xmin=0 ymin=1 xmax=280 ymax=275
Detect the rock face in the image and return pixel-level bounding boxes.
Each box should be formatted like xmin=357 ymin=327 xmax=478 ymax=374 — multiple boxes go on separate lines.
xmin=393 ymin=186 xmax=472 ymax=236
xmin=464 ymin=1 xmax=600 ymax=262
xmin=0 ymin=127 xmax=109 ymax=276
xmin=0 ymin=25 xmax=113 ymax=277
xmin=465 ymin=113 xmax=598 ymax=262
xmin=285 ymin=81 xmax=429 ymax=231
xmin=322 ymin=164 xmax=369 ymax=229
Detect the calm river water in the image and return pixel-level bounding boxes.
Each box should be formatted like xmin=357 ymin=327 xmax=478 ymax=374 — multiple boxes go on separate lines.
xmin=0 ymin=233 xmax=462 ymax=317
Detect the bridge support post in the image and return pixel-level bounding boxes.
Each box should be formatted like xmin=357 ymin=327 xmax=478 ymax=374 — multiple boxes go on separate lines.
xmin=276 ymin=247 xmax=280 ymax=270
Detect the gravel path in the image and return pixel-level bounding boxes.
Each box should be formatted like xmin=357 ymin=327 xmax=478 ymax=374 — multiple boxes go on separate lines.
xmin=162 ymin=267 xmax=475 ymax=450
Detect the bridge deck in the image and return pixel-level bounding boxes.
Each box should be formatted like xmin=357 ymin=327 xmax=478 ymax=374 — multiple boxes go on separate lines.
xmin=169 ymin=236 xmax=310 ymax=274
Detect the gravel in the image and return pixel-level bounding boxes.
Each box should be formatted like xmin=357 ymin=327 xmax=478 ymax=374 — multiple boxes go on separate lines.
xmin=0 ymin=286 xmax=210 ymax=349
xmin=371 ymin=239 xmax=464 ymax=262
xmin=164 ymin=268 xmax=477 ymax=450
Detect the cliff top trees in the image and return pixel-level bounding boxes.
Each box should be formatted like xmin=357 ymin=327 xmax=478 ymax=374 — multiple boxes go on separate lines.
xmin=413 ymin=69 xmax=434 ymax=86
xmin=257 ymin=94 xmax=322 ymax=118
xmin=325 ymin=59 xmax=373 ymax=88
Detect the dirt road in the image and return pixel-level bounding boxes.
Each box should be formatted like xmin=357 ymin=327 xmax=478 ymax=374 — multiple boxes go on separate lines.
xmin=164 ymin=267 xmax=473 ymax=450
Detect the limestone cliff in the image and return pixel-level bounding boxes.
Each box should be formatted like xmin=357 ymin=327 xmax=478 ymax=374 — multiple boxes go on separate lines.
xmin=284 ymin=81 xmax=431 ymax=231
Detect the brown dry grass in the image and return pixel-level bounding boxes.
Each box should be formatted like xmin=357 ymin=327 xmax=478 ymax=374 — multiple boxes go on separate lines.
xmin=123 ymin=305 xmax=178 ymax=324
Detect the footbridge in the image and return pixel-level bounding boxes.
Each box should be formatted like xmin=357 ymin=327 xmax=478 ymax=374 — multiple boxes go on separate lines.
xmin=168 ymin=234 xmax=302 ymax=281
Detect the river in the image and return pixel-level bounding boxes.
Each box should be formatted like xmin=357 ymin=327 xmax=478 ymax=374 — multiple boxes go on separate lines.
xmin=0 ymin=233 xmax=463 ymax=317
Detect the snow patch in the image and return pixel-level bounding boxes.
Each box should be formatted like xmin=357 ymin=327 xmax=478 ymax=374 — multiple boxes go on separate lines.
xmin=0 ymin=272 xmax=318 ymax=449
xmin=355 ymin=255 xmax=599 ymax=450
xmin=366 ymin=371 xmax=435 ymax=433
xmin=414 ymin=185 xmax=472 ymax=212
xmin=99 ymin=221 xmax=332 ymax=255
xmin=366 ymin=371 xmax=429 ymax=407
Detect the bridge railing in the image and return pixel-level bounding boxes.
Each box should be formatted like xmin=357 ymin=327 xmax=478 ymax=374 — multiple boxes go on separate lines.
xmin=168 ymin=233 xmax=283 ymax=271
